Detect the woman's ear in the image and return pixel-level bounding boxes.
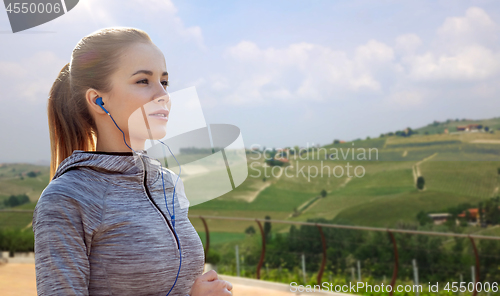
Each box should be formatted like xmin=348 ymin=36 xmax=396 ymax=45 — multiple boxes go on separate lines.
xmin=85 ymin=89 xmax=108 ymax=115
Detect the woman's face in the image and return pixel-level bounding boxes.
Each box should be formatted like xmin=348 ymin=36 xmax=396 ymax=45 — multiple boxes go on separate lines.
xmin=103 ymin=42 xmax=171 ymax=149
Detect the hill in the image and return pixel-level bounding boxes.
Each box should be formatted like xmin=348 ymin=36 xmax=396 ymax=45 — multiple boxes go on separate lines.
xmin=414 ymin=117 xmax=500 ymax=135
xmin=1 ymin=117 xmax=500 ymax=240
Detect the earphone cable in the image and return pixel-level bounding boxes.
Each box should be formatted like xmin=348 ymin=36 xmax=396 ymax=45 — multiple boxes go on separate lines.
xmin=100 ymin=105 xmax=182 ymax=296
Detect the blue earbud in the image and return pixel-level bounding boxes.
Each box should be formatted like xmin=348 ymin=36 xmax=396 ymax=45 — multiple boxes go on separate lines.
xmin=98 ymin=98 xmax=182 ymax=296
xmin=95 ymin=97 xmax=109 ymax=114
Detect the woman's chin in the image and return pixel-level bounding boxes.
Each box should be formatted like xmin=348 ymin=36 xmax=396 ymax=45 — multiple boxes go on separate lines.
xmin=147 ymin=127 xmax=168 ymax=141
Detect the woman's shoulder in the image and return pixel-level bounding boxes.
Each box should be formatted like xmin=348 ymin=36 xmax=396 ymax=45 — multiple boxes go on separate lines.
xmin=161 ymin=166 xmax=179 ymax=179
xmin=37 ymin=170 xmax=110 ymax=209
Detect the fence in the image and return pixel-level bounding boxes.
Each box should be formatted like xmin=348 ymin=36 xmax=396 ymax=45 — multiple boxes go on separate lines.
xmin=2 ymin=210 xmax=499 ymax=295
xmin=192 ymin=215 xmax=500 ymax=296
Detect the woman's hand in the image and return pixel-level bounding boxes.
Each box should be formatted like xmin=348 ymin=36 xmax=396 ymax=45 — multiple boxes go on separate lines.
xmin=189 ymin=270 xmax=232 ymax=296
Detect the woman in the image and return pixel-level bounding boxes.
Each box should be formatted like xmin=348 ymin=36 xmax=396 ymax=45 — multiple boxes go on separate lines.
xmin=32 ymin=27 xmax=232 ymax=296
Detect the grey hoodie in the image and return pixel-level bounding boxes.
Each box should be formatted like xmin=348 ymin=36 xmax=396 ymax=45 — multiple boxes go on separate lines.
xmin=32 ymin=150 xmax=205 ymax=296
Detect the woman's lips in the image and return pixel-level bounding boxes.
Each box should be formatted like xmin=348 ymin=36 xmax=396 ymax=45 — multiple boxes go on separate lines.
xmin=148 ymin=109 xmax=169 ymax=122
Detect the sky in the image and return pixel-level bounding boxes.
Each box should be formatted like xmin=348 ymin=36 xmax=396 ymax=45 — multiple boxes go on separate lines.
xmin=1 ymin=0 xmax=500 ymax=164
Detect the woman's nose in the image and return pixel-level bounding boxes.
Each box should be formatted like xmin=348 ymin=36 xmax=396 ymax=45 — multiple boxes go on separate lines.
xmin=155 ymin=93 xmax=170 ymax=106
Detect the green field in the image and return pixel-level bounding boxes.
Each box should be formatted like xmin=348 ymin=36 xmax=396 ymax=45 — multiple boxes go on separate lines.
xmin=1 ymin=118 xmax=500 ymax=238
xmin=190 ymin=121 xmax=500 ymax=234
xmin=0 ymin=163 xmax=50 ymax=204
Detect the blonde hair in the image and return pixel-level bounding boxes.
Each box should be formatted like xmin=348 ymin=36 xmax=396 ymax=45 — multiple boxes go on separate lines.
xmin=48 ymin=27 xmax=153 ymax=179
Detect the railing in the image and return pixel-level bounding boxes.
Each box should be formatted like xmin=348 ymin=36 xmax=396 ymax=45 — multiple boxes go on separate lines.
xmin=2 ymin=209 xmax=498 ymax=295
xmin=191 ymin=215 xmax=500 ymax=296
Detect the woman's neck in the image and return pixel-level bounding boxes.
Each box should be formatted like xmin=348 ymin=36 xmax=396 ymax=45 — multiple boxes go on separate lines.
xmin=95 ymin=131 xmax=145 ymax=152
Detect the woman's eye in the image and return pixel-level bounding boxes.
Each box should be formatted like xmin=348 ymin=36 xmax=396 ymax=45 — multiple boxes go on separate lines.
xmin=137 ymin=79 xmax=168 ymax=87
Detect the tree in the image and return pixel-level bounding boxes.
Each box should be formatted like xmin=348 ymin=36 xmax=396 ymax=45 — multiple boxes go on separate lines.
xmin=484 ymin=197 xmax=500 ymax=225
xmin=320 ymin=189 xmax=327 ymax=198
xmin=265 ymin=158 xmax=289 ymax=167
xmin=27 ymin=171 xmax=39 ymax=178
xmin=205 ymin=249 xmax=221 ymax=265
xmin=264 ymin=215 xmax=272 ymax=243
xmin=406 ymin=127 xmax=415 ymax=137
xmin=4 ymin=194 xmax=30 ymax=208
xmin=333 ymin=139 xmax=340 ymax=144
xmin=416 ymin=210 xmax=432 ymax=226
xmin=245 ymin=226 xmax=256 ymax=236
xmin=478 ymin=202 xmax=486 ymax=227
xmin=416 ymin=176 xmax=425 ymax=190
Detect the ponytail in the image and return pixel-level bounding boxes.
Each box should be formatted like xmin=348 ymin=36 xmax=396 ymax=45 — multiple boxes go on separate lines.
xmin=48 ymin=63 xmax=96 ymax=179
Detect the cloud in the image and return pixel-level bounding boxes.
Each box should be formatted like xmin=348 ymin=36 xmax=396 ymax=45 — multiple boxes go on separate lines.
xmin=123 ymin=0 xmax=204 ymax=49
xmin=0 ymin=51 xmax=67 ymax=103
xmin=402 ymin=7 xmax=500 ymax=82
xmin=387 ymin=90 xmax=424 ymax=107
xmin=437 ymin=6 xmax=499 ymax=49
xmin=205 ymin=6 xmax=500 ymax=108
xmin=406 ymin=45 xmax=500 ymax=81
xmin=395 ymin=34 xmax=422 ymax=54
xmin=44 ymin=0 xmax=205 ymax=49
xmin=221 ymin=39 xmax=396 ymax=104
xmin=355 ymin=39 xmax=394 ymax=66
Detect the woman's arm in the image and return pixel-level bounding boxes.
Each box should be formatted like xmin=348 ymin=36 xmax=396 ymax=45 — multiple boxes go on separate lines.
xmin=32 ymin=191 xmax=91 ymax=296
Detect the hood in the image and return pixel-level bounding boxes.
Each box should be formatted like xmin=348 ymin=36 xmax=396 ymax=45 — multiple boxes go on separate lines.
xmin=53 ymin=150 xmax=173 ymax=188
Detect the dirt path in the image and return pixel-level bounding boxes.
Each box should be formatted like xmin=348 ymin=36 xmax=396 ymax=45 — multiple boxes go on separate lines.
xmin=470 ymin=139 xmax=500 ymax=144
xmin=412 ymin=153 xmax=438 ymax=185
xmin=0 ymin=264 xmax=36 ymax=296
xmin=0 ymin=263 xmax=306 ymax=296
xmin=246 ymin=181 xmax=273 ymax=203
xmin=234 ymin=165 xmax=284 ymax=203
xmin=339 ymin=177 xmax=352 ymax=188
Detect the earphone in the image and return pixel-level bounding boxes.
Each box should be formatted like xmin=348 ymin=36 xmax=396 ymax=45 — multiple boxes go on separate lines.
xmin=95 ymin=97 xmax=182 ymax=296
xmin=95 ymin=97 xmax=109 ymax=114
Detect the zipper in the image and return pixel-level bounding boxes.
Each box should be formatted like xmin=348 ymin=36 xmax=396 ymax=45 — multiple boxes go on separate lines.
xmin=139 ymin=155 xmax=180 ymax=250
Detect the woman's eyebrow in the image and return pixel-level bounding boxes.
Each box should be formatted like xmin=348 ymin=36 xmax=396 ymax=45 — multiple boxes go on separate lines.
xmin=131 ymin=70 xmax=168 ymax=77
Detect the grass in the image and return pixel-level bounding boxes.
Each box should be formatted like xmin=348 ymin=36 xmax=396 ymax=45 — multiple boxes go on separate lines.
xmin=196 ymin=231 xmax=247 ymax=247
xmin=0 ymin=211 xmax=33 ymax=231
xmin=420 ymin=161 xmax=500 ymax=199
xmin=292 ymin=163 xmax=415 ymax=222
xmin=0 ymin=163 xmax=50 ymax=202
xmin=2 ymin=121 xmax=500 ymax=232
xmin=333 ymin=190 xmax=486 ymax=227
xmin=191 ymin=185 xmax=313 ymax=212
xmin=385 ymin=140 xmax=462 ymax=148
